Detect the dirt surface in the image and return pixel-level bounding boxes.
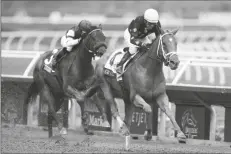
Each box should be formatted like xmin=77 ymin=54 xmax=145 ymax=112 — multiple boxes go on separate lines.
xmin=1 ymin=125 xmax=231 ymax=153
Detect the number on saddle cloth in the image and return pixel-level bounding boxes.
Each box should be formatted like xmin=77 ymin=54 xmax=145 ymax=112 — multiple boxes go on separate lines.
xmin=44 ymin=49 xmax=59 ymax=64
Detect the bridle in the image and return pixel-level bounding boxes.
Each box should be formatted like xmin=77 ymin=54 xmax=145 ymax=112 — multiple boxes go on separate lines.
xmin=156 ymin=32 xmax=178 ymax=65
xmin=83 ymin=28 xmax=102 ymax=55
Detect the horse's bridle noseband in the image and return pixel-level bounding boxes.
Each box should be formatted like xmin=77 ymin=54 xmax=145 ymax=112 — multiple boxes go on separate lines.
xmin=83 ymin=29 xmax=103 ymax=55
xmin=156 ymin=33 xmax=177 ymax=64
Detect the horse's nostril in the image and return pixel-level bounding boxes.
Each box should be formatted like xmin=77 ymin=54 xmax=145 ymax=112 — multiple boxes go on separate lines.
xmin=170 ymin=61 xmax=175 ymax=65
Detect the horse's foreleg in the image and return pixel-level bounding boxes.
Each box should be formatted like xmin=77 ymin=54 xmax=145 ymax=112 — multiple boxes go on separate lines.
xmin=132 ymin=94 xmax=152 ymax=113
xmin=65 ymin=85 xmax=85 ymax=102
xmin=100 ymin=83 xmax=129 ymax=135
xmin=62 ymin=99 xmax=68 ymax=128
xmin=78 ymin=100 xmax=94 ymax=135
xmin=123 ymin=99 xmax=134 ymax=131
xmin=41 ymin=86 xmax=63 ymax=137
xmin=47 ymin=111 xmax=53 ymax=137
xmin=60 ymin=98 xmax=68 ymax=135
xmin=84 ymin=83 xmax=100 ymax=98
xmin=94 ymin=92 xmax=108 ymax=122
xmin=144 ymin=111 xmax=153 ymax=141
xmin=156 ymin=93 xmax=186 ymax=139
xmin=132 ymin=94 xmax=153 ymax=141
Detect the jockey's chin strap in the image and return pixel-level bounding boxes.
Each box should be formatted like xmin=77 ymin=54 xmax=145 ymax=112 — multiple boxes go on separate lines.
xmin=83 ymin=29 xmax=102 ymax=56
xmin=156 ymin=33 xmax=177 ymax=65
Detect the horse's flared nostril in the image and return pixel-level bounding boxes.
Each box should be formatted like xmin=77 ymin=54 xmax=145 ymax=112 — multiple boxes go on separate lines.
xmin=170 ymin=61 xmax=176 ymax=65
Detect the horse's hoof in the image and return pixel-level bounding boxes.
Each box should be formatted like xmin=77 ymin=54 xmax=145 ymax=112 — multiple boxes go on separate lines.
xmin=144 ymin=130 xmax=152 ymax=141
xmin=121 ymin=127 xmax=130 ymax=136
xmin=177 ymin=131 xmax=186 ymax=139
xmin=177 ymin=131 xmax=186 ymax=143
xmin=143 ymin=104 xmax=152 ymax=113
xmin=144 ymin=134 xmax=152 ymax=141
xmin=119 ymin=123 xmax=130 ymax=136
xmin=87 ymin=131 xmax=94 ymax=135
xmin=84 ymin=128 xmax=94 ymax=135
xmin=178 ymin=137 xmax=186 ymax=144
xmin=60 ymin=128 xmax=67 ymax=135
xmin=124 ymin=131 xmax=130 ymax=136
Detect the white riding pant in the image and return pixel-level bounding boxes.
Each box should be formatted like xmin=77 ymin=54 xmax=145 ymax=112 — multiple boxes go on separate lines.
xmin=123 ymin=28 xmax=156 ymax=55
xmin=60 ymin=35 xmax=80 ymax=51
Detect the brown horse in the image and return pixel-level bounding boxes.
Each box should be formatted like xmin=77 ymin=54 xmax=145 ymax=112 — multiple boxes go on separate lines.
xmin=23 ymin=25 xmax=107 ymax=138
xmin=84 ymin=28 xmax=187 ymax=141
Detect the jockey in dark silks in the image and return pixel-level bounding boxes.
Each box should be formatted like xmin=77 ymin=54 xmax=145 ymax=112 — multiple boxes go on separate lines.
xmin=49 ymin=20 xmax=92 ymax=70
xmin=116 ymin=8 xmax=162 ymax=74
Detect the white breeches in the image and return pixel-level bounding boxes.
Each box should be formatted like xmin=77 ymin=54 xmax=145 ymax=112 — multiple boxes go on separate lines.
xmin=123 ymin=28 xmax=156 ymax=54
xmin=60 ymin=36 xmax=80 ymax=51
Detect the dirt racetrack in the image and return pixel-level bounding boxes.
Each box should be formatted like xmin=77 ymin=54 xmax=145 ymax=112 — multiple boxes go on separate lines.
xmin=1 ymin=124 xmax=231 ymax=153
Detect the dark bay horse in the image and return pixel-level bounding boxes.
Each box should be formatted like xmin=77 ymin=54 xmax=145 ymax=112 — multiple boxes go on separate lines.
xmin=84 ymin=28 xmax=187 ymax=141
xmin=23 ymin=25 xmax=107 ymax=138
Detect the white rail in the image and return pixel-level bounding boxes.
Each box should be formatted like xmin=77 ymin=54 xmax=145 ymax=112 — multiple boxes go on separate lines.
xmin=2 ymin=31 xmax=231 ymax=53
xmin=2 ymin=50 xmax=231 ymax=86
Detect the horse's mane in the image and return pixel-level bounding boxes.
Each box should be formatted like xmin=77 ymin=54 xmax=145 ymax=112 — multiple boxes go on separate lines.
xmin=90 ymin=25 xmax=98 ymax=30
xmin=81 ymin=25 xmax=100 ymax=39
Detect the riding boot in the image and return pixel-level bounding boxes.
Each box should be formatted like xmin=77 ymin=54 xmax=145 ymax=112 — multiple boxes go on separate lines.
xmin=51 ymin=47 xmax=67 ymax=69
xmin=116 ymin=50 xmax=131 ymax=74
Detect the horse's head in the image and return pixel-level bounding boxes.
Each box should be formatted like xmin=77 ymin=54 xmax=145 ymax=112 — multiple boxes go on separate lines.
xmin=155 ymin=28 xmax=180 ymax=70
xmin=82 ymin=24 xmax=107 ymax=57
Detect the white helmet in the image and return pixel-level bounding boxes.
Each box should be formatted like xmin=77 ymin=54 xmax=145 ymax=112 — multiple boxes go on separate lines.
xmin=144 ymin=9 xmax=159 ymax=23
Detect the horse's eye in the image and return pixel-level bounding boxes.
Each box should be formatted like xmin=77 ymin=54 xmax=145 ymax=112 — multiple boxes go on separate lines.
xmin=163 ymin=43 xmax=167 ymax=49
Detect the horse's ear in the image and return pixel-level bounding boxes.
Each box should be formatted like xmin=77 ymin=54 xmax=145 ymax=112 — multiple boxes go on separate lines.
xmin=171 ymin=28 xmax=179 ymax=35
xmin=98 ymin=24 xmax=102 ymax=30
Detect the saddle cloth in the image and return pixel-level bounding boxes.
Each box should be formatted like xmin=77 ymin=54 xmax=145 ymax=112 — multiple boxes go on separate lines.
xmin=43 ymin=49 xmax=59 ymax=73
xmin=104 ymin=48 xmax=137 ymax=80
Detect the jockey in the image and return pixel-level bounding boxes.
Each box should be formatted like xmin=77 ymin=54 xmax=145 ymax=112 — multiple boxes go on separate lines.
xmin=116 ymin=8 xmax=162 ymax=74
xmin=49 ymin=20 xmax=92 ymax=70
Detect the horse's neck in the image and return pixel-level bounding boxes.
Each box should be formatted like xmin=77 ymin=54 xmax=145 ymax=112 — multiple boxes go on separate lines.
xmin=73 ymin=43 xmax=93 ymax=65
xmin=139 ymin=38 xmax=163 ymax=75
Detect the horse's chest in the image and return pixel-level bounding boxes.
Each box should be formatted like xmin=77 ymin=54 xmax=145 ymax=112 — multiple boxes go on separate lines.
xmin=130 ymin=64 xmax=166 ymax=98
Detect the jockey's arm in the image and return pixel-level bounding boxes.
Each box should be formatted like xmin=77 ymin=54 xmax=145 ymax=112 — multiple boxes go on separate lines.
xmin=60 ymin=26 xmax=82 ymax=51
xmin=128 ymin=16 xmax=144 ymax=47
xmin=144 ymin=20 xmax=162 ymax=43
xmin=152 ymin=21 xmax=162 ymax=37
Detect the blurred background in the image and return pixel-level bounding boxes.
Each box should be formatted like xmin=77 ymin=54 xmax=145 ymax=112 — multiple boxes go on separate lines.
xmin=1 ymin=0 xmax=231 ymax=141
xmin=2 ymin=0 xmax=231 ymax=87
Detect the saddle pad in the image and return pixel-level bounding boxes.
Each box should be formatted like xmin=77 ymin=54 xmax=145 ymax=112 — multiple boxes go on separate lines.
xmin=43 ymin=49 xmax=59 ymax=73
xmin=104 ymin=48 xmax=125 ymax=75
xmin=104 ymin=48 xmax=139 ymax=79
xmin=44 ymin=49 xmax=58 ymax=65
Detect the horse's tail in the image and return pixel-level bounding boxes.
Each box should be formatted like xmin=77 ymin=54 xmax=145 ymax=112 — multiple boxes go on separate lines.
xmin=22 ymin=81 xmax=39 ymax=125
